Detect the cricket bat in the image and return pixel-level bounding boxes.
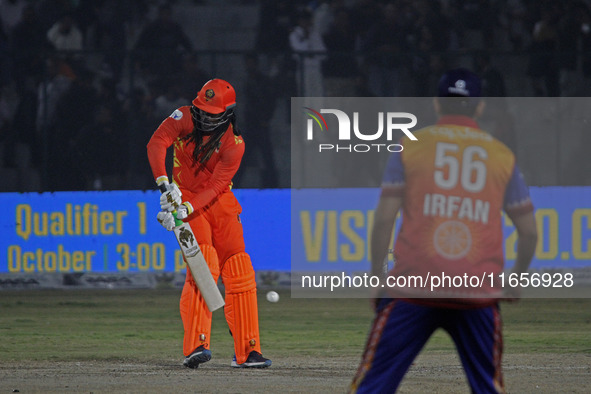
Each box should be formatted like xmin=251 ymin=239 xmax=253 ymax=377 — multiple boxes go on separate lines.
xmin=160 ymin=185 xmax=225 ymax=312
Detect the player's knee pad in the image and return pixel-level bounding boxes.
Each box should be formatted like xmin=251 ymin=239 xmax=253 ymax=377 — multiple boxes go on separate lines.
xmin=222 ymin=252 xmax=256 ymax=333
xmin=221 ymin=252 xmax=256 ymax=294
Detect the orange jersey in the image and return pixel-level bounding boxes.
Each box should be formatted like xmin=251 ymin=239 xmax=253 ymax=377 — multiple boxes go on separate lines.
xmin=147 ymin=106 xmax=245 ymax=212
xmin=382 ymin=115 xmax=533 ymax=298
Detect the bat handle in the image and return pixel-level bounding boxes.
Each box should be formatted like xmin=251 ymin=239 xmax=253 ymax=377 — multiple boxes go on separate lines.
xmin=171 ymin=211 xmax=184 ymax=227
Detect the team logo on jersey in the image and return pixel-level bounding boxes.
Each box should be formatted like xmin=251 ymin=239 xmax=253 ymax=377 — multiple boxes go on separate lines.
xmin=433 ymin=221 xmax=472 ymax=260
xmin=205 ymin=89 xmax=215 ymax=101
xmin=170 ymin=109 xmax=183 ymax=120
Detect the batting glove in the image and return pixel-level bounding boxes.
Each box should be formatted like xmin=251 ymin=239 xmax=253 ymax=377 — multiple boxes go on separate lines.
xmin=156 ymin=211 xmax=175 ymax=231
xmin=176 ymin=202 xmax=194 ymax=220
xmin=159 ymin=183 xmax=182 ymax=212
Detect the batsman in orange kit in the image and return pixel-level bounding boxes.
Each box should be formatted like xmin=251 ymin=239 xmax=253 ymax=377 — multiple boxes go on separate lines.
xmin=147 ymin=79 xmax=271 ymax=369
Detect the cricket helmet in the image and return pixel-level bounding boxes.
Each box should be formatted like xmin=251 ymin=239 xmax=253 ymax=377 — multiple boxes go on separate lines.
xmin=191 ymin=79 xmax=236 ymax=133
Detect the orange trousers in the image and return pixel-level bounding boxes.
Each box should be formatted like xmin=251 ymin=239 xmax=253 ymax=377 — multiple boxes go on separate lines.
xmin=178 ymin=191 xmax=261 ymax=364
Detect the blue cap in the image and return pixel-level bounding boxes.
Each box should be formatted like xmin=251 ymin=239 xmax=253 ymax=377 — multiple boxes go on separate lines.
xmin=438 ymin=68 xmax=481 ymax=97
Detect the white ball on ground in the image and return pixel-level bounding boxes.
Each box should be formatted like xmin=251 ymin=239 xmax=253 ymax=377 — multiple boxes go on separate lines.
xmin=266 ymin=291 xmax=279 ymax=303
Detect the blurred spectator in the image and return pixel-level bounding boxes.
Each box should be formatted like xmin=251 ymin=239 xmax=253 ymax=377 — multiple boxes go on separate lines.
xmin=413 ymin=0 xmax=454 ymax=51
xmin=410 ymin=25 xmax=436 ymax=96
xmin=255 ymin=0 xmax=296 ymax=55
xmin=47 ymin=13 xmax=83 ymax=52
xmin=153 ymin=78 xmax=186 ymax=120
xmin=53 ymin=67 xmax=98 ymax=135
xmin=312 ymin=0 xmax=345 ymax=38
xmin=91 ymin=0 xmax=129 ymax=83
xmin=558 ymin=1 xmax=588 ymax=97
xmin=73 ymin=0 xmax=97 ymax=44
xmin=0 ymin=22 xmax=7 ymax=87
xmin=321 ymin=7 xmax=359 ymax=97
xmin=474 ymin=52 xmax=506 ymax=97
xmin=36 ymin=56 xmax=75 ymax=135
xmin=349 ymin=0 xmax=382 ymax=42
xmin=0 ymin=86 xmax=16 ymax=167
xmin=75 ymin=103 xmax=126 ymax=190
xmin=134 ymin=4 xmax=193 ymax=81
xmin=361 ymin=2 xmax=406 ymax=96
xmin=0 ymin=0 xmax=27 ymax=39
xmin=580 ymin=2 xmax=591 ymax=92
xmin=289 ymin=9 xmax=326 ymax=97
xmin=177 ymin=53 xmax=209 ymax=101
xmin=35 ymin=0 xmax=73 ymax=34
xmin=0 ymin=87 xmax=13 ymax=128
xmin=10 ymin=5 xmax=53 ymax=93
xmin=353 ymin=73 xmax=376 ymax=97
xmin=49 ymin=67 xmax=99 ymax=190
xmin=527 ymin=4 xmax=560 ymax=96
xmin=451 ymin=0 xmax=498 ymax=49
xmin=124 ymin=87 xmax=162 ymax=190
xmin=502 ymin=0 xmax=530 ymax=51
xmin=235 ymin=53 xmax=279 ymax=188
xmin=255 ymin=0 xmax=298 ymax=116
xmin=11 ymin=82 xmax=40 ymax=168
xmin=96 ymin=77 xmax=124 ymax=126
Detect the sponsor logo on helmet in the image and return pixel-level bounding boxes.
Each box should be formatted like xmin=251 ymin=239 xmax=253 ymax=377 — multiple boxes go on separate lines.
xmin=205 ymin=89 xmax=215 ymax=101
xmin=169 ymin=109 xmax=183 ymax=120
xmin=448 ymin=79 xmax=470 ymax=96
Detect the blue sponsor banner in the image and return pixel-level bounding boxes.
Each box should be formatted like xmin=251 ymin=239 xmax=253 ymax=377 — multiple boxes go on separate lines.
xmin=291 ymin=187 xmax=591 ymax=272
xmin=0 ymin=190 xmax=290 ymax=274
xmin=1 ymin=187 xmax=590 ymax=274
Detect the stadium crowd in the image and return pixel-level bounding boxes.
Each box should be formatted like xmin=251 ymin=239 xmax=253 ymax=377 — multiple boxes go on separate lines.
xmin=1 ymin=0 xmax=591 ymax=192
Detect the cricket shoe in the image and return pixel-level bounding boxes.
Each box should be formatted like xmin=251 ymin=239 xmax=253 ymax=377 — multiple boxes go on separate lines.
xmin=183 ymin=345 xmax=212 ymax=369
xmin=231 ymin=351 xmax=272 ymax=368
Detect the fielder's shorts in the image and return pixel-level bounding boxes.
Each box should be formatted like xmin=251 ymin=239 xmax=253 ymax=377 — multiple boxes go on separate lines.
xmin=352 ymin=299 xmax=504 ymax=394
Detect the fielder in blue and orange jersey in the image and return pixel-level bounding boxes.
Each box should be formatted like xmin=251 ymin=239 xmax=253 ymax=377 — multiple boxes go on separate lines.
xmin=350 ymin=69 xmax=538 ymax=394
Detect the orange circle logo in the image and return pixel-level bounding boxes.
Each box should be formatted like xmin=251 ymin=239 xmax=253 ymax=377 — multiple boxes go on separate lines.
xmin=433 ymin=221 xmax=471 ymax=259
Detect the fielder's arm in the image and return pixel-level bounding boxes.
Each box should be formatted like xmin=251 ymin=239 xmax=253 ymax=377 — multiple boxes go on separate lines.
xmin=371 ymin=195 xmax=403 ymax=281
xmin=509 ymin=211 xmax=538 ymax=276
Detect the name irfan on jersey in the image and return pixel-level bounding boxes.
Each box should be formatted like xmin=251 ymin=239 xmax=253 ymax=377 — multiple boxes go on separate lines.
xmin=423 ymin=193 xmax=490 ymax=224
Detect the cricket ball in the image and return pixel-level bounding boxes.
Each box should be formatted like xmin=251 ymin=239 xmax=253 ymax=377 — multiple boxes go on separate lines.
xmin=266 ymin=291 xmax=279 ymax=303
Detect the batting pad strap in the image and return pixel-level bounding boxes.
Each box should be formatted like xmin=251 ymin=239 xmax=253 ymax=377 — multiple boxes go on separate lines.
xmin=221 ymin=253 xmax=256 ymax=294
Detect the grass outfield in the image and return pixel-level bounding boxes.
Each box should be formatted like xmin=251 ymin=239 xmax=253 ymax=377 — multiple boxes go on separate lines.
xmin=0 ymin=289 xmax=589 ymax=392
